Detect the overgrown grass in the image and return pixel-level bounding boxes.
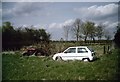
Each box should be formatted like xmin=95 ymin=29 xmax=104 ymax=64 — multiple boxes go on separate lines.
xmin=2 ymin=48 xmax=119 ymax=80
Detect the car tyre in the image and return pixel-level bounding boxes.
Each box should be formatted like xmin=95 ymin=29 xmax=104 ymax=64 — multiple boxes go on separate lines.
xmin=23 ymin=53 xmax=29 ymax=56
xmin=35 ymin=52 xmax=42 ymax=56
xmin=56 ymin=56 xmax=62 ymax=61
xmin=82 ymin=58 xmax=90 ymax=62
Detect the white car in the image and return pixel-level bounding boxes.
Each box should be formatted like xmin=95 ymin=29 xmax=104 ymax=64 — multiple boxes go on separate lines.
xmin=52 ymin=46 xmax=96 ymax=62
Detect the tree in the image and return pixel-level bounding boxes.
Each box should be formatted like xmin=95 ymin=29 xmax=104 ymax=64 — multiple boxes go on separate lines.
xmin=96 ymin=24 xmax=104 ymax=40
xmin=63 ymin=25 xmax=71 ymax=41
xmin=82 ymin=21 xmax=91 ymax=42
xmin=2 ymin=21 xmax=51 ymax=50
xmin=114 ymin=23 xmax=120 ymax=48
xmin=82 ymin=21 xmax=96 ymax=42
xmin=71 ymin=18 xmax=83 ymax=41
xmin=2 ymin=21 xmax=14 ymax=32
xmin=24 ymin=27 xmax=51 ymax=43
xmin=2 ymin=21 xmax=16 ymax=50
xmin=88 ymin=22 xmax=96 ymax=42
xmin=2 ymin=21 xmax=15 ymax=42
xmin=38 ymin=29 xmax=51 ymax=42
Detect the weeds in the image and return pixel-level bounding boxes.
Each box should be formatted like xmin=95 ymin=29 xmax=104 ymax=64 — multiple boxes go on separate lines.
xmin=2 ymin=48 xmax=119 ymax=80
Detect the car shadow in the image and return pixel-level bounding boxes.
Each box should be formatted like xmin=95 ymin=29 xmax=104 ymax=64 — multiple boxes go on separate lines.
xmin=90 ymin=57 xmax=100 ymax=62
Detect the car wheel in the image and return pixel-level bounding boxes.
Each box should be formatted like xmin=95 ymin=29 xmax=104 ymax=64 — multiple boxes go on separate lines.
xmin=35 ymin=52 xmax=42 ymax=56
xmin=56 ymin=56 xmax=62 ymax=61
xmin=23 ymin=53 xmax=29 ymax=56
xmin=82 ymin=58 xmax=90 ymax=62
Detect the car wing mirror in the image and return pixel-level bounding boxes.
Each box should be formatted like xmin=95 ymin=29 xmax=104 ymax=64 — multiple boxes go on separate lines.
xmin=86 ymin=51 xmax=88 ymax=52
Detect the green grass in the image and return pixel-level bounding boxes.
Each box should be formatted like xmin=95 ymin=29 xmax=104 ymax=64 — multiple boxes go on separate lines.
xmin=2 ymin=48 xmax=119 ymax=80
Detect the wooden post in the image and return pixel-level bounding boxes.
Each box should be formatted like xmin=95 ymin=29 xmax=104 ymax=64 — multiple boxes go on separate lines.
xmin=104 ymin=46 xmax=106 ymax=54
xmin=108 ymin=46 xmax=109 ymax=53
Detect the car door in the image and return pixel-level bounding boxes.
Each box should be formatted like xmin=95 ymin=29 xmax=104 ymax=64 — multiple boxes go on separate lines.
xmin=62 ymin=47 xmax=77 ymax=60
xmin=76 ymin=48 xmax=89 ymax=60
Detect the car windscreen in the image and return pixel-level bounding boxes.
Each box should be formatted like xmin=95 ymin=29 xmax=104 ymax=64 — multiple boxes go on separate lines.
xmin=87 ymin=47 xmax=94 ymax=52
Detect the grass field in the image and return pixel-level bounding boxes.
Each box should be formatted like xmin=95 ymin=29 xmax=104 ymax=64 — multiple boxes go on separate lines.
xmin=2 ymin=45 xmax=120 ymax=80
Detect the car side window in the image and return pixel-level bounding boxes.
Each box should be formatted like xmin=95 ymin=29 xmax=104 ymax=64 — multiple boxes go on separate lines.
xmin=64 ymin=48 xmax=76 ymax=53
xmin=77 ymin=48 xmax=88 ymax=53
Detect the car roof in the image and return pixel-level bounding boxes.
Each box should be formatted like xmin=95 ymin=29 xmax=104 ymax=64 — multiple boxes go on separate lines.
xmin=68 ymin=46 xmax=88 ymax=48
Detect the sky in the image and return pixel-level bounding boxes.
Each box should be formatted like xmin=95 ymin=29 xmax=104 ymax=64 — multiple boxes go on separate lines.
xmin=1 ymin=0 xmax=119 ymax=40
xmin=2 ymin=0 xmax=120 ymax=2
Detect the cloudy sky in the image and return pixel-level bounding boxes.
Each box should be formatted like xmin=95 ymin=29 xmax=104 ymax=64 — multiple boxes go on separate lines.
xmin=1 ymin=0 xmax=119 ymax=40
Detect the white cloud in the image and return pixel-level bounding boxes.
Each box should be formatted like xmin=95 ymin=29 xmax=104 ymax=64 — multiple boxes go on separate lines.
xmin=2 ymin=2 xmax=118 ymax=40
xmin=12 ymin=3 xmax=44 ymax=16
xmin=12 ymin=3 xmax=33 ymax=16
xmin=64 ymin=19 xmax=74 ymax=26
xmin=48 ymin=19 xmax=75 ymax=40
xmin=14 ymin=24 xmax=47 ymax=30
xmin=3 ymin=3 xmax=33 ymax=18
xmin=49 ymin=23 xmax=57 ymax=29
xmin=74 ymin=3 xmax=118 ymax=20
xmin=49 ymin=19 xmax=74 ymax=29
xmin=100 ymin=21 xmax=118 ymax=39
xmin=3 ymin=2 xmax=50 ymax=18
xmin=104 ymin=21 xmax=118 ymax=30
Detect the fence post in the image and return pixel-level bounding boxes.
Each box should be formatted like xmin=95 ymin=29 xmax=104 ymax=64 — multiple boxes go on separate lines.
xmin=107 ymin=45 xmax=110 ymax=54
xmin=104 ymin=46 xmax=106 ymax=54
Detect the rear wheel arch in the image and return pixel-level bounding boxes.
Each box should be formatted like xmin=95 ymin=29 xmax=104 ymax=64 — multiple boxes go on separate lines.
xmin=82 ymin=58 xmax=90 ymax=62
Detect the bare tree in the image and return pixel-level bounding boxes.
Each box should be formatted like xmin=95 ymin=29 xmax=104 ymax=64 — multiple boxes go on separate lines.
xmin=71 ymin=18 xmax=83 ymax=41
xmin=63 ymin=25 xmax=70 ymax=41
